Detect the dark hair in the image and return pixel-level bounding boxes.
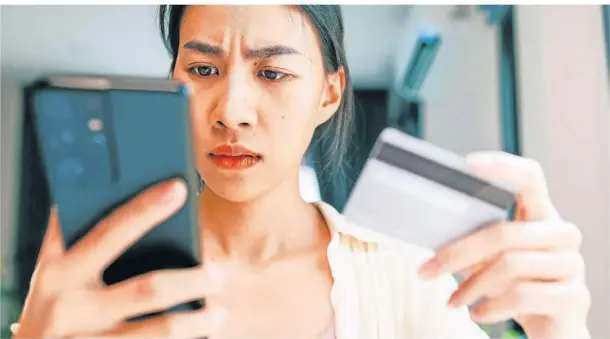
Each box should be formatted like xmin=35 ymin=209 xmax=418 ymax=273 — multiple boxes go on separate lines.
xmin=158 ymin=5 xmax=355 ymax=204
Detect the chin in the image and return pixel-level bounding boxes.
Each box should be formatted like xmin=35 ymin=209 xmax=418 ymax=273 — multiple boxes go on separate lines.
xmin=205 ymin=181 xmax=266 ymax=203
xmin=199 ymin=169 xmax=271 ymax=203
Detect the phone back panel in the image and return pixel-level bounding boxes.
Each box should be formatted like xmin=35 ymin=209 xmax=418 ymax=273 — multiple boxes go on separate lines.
xmin=27 ymin=76 xmax=201 ymax=289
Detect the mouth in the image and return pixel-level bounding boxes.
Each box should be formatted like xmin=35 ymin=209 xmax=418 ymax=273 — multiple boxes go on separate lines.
xmin=208 ymin=144 xmax=262 ymax=170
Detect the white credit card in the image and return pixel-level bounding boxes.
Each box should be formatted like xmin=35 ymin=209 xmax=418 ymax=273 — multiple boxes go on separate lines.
xmin=343 ymin=128 xmax=517 ymax=251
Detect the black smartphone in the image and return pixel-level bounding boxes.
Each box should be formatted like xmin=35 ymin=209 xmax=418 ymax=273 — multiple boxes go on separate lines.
xmin=25 ymin=75 xmax=203 ymax=317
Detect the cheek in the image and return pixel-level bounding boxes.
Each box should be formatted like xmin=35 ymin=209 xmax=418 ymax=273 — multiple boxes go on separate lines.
xmin=258 ymin=81 xmax=321 ymax=165
xmin=260 ymin=78 xmax=321 ymax=125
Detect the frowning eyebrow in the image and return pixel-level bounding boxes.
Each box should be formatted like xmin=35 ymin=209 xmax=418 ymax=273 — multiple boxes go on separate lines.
xmin=246 ymin=45 xmax=300 ymax=59
xmin=183 ymin=41 xmax=224 ymax=56
xmin=183 ymin=40 xmax=300 ymax=59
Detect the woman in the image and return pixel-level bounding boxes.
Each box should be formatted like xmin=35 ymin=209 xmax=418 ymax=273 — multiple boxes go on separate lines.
xmin=13 ymin=5 xmax=590 ymax=339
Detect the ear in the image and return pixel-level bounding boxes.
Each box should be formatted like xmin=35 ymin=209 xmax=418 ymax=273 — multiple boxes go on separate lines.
xmin=316 ymin=66 xmax=346 ymax=126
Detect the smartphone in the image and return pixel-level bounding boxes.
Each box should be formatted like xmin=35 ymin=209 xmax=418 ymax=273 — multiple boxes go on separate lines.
xmin=343 ymin=128 xmax=517 ymax=251
xmin=25 ymin=75 xmax=203 ymax=316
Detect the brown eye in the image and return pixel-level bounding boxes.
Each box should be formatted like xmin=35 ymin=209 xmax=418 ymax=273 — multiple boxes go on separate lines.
xmin=189 ymin=66 xmax=219 ymax=77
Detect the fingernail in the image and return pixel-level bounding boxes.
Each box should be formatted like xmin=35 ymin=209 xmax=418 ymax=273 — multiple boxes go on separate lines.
xmin=470 ymin=307 xmax=485 ymax=322
xmin=157 ymin=179 xmax=187 ymax=205
xmin=418 ymin=259 xmax=441 ymax=279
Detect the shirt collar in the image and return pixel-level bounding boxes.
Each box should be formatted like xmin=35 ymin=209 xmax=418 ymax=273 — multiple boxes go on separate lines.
xmin=312 ymin=200 xmax=394 ymax=244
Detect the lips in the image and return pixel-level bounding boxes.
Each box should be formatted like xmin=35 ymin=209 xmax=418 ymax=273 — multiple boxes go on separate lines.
xmin=209 ymin=144 xmax=262 ymax=170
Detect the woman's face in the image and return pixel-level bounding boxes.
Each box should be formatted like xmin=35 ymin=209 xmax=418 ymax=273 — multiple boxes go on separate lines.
xmin=173 ymin=5 xmax=344 ymax=202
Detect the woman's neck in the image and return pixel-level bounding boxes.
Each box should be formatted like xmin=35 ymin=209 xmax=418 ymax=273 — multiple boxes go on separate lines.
xmin=199 ymin=178 xmax=328 ymax=268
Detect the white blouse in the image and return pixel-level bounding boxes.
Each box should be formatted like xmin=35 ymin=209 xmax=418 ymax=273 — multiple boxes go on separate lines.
xmin=317 ymin=201 xmax=490 ymax=339
xmin=11 ymin=201 xmax=491 ymax=339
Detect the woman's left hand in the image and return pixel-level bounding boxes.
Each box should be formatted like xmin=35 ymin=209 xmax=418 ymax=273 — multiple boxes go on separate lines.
xmin=418 ymin=151 xmax=591 ymax=339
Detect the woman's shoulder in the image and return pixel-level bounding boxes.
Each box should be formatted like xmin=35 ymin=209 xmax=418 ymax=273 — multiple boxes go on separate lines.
xmin=315 ymin=201 xmax=444 ymax=301
xmin=315 ymin=200 xmax=435 ymax=263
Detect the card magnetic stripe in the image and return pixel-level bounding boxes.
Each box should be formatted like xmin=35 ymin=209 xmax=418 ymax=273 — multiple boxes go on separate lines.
xmin=372 ymin=142 xmax=515 ymax=210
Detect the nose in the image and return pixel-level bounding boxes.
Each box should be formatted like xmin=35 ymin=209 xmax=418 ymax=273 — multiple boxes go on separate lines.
xmin=211 ymin=71 xmax=257 ymax=132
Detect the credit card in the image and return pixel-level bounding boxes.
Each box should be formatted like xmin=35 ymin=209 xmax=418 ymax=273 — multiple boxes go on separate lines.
xmin=343 ymin=128 xmax=517 ymax=251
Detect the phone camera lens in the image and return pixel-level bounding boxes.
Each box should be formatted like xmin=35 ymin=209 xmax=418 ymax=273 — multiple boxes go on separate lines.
xmin=60 ymin=131 xmax=75 ymax=145
xmin=58 ymin=158 xmax=84 ymax=182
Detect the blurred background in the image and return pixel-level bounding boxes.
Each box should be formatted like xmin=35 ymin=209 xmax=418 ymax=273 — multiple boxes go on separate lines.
xmin=1 ymin=5 xmax=609 ymax=339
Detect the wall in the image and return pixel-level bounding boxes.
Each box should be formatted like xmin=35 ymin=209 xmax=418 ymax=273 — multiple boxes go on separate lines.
xmin=515 ymin=6 xmax=610 ymax=339
xmin=392 ymin=5 xmax=502 ymax=155
xmin=342 ymin=5 xmax=410 ymax=89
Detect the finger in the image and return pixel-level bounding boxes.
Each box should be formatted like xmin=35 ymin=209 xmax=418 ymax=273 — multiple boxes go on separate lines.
xmin=101 ymin=266 xmax=223 ymax=321
xmin=419 ymin=220 xmax=581 ymax=278
xmin=34 ymin=265 xmax=220 ymax=339
xmin=470 ymin=281 xmax=590 ymax=324
xmin=449 ymin=251 xmax=585 ymax=307
xmin=87 ymin=307 xmax=227 ymax=339
xmin=30 ymin=208 xmax=65 ymax=287
xmin=42 ymin=289 xmax=120 ymax=337
xmin=461 ymin=259 xmax=491 ymax=281
xmin=466 ymin=152 xmax=557 ymax=221
xmin=65 ymin=179 xmax=188 ymax=279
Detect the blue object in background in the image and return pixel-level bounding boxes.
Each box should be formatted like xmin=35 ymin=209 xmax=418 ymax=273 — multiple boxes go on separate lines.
xmin=394 ymin=29 xmax=441 ymax=140
xmin=400 ymin=29 xmax=442 ymax=95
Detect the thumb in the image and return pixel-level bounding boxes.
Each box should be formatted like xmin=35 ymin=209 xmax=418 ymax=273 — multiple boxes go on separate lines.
xmin=466 ymin=151 xmax=558 ymax=221
xmin=37 ymin=207 xmax=66 ymax=263
xmin=31 ymin=207 xmax=66 ymax=285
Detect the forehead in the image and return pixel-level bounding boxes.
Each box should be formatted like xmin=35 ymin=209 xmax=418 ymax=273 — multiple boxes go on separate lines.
xmin=180 ymin=5 xmax=320 ymax=53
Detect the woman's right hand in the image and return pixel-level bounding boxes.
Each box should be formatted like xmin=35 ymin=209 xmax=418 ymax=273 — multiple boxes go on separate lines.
xmin=13 ymin=179 xmax=227 ymax=339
